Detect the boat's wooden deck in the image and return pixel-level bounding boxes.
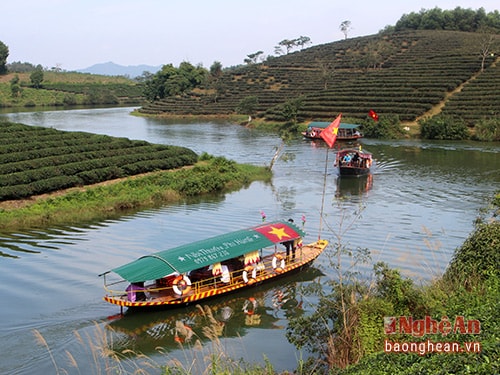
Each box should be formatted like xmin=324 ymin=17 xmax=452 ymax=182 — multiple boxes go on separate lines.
xmin=103 ymin=240 xmax=327 ymax=307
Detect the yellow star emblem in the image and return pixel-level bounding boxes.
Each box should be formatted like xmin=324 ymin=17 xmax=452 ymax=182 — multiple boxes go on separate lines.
xmin=268 ymin=226 xmax=291 ymax=240
xmin=333 ymin=127 xmax=338 ymax=135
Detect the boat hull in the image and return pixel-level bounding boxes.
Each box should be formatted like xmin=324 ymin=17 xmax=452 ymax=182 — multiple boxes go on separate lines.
xmin=302 ymin=132 xmax=362 ymax=142
xmin=103 ymin=239 xmax=328 ymax=309
xmin=339 ymin=166 xmax=371 ymax=176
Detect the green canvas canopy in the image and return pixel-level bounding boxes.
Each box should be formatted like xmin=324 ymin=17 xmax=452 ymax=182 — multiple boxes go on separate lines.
xmin=107 ymin=220 xmax=305 ymax=283
xmin=307 ymin=122 xmax=360 ymax=130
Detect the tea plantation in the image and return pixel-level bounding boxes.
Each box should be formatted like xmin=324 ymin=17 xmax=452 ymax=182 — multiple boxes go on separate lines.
xmin=140 ymin=30 xmax=499 ymax=126
xmin=0 ymin=121 xmax=198 ymax=200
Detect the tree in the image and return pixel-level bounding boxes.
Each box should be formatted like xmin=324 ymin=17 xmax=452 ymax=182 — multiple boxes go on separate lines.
xmin=363 ymin=40 xmax=395 ymax=69
xmin=281 ymin=97 xmax=303 ymax=123
xmin=142 ymin=62 xmax=208 ymax=101
xmin=317 ymin=60 xmax=334 ymax=89
xmin=0 ymin=40 xmax=9 ymax=75
xmin=6 ymin=61 xmax=36 ymax=73
xmin=244 ymin=51 xmax=264 ymax=64
xmin=274 ymin=45 xmax=285 ymax=56
xmin=10 ymin=74 xmax=21 ymax=97
xmin=394 ymin=7 xmax=500 ymax=32
xmin=340 ymin=20 xmax=352 ymax=39
xmin=237 ymin=96 xmax=259 ymax=122
xmin=30 ymin=65 xmax=44 ymax=88
xmin=296 ymin=36 xmax=312 ymax=50
xmin=274 ymin=36 xmax=311 ymax=56
xmin=209 ymin=61 xmax=223 ymax=103
xmin=277 ymin=39 xmax=296 ymax=54
xmin=209 ymin=61 xmax=223 ymax=78
xmin=478 ymin=27 xmax=497 ymax=72
xmin=135 ymin=71 xmax=154 ymax=84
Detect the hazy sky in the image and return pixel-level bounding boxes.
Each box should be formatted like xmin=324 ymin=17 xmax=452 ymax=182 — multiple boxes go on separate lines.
xmin=2 ymin=0 xmax=498 ymax=71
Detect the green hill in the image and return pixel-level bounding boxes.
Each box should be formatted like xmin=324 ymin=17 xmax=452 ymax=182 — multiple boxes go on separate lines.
xmin=0 ymin=71 xmax=144 ymax=108
xmin=139 ymin=30 xmax=499 ymax=127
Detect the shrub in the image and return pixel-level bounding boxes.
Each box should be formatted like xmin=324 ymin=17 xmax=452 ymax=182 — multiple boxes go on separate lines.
xmin=63 ymin=93 xmax=77 ymax=105
xmin=473 ymin=118 xmax=500 ymax=141
xmin=419 ymin=115 xmax=469 ymax=140
xmin=362 ymin=115 xmax=405 ymax=139
xmin=374 ymin=262 xmax=427 ymax=316
xmin=444 ymin=221 xmax=500 ymax=288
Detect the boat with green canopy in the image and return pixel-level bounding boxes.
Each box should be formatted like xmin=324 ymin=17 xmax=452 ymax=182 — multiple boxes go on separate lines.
xmin=101 ymin=220 xmax=328 ymax=310
xmin=302 ymin=121 xmax=362 ymax=142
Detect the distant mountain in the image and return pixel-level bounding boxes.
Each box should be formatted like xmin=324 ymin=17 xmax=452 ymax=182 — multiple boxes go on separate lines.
xmin=76 ymin=61 xmax=162 ymax=78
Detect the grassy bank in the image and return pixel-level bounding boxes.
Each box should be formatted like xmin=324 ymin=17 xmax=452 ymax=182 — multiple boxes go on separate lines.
xmin=0 ymin=154 xmax=271 ymax=230
xmin=285 ymin=195 xmax=500 ymax=374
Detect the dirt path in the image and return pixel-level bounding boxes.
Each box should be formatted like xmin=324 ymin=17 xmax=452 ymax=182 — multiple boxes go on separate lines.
xmin=400 ymin=57 xmax=500 ymax=128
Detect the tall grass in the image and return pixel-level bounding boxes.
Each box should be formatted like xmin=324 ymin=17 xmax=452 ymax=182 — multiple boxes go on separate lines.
xmin=33 ymin=311 xmax=287 ymax=375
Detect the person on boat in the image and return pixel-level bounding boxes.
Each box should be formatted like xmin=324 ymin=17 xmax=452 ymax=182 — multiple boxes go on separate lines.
xmin=188 ymin=266 xmax=211 ymax=282
xmin=352 ymin=152 xmax=360 ymax=166
xmin=126 ymin=282 xmax=149 ymax=302
xmin=342 ymin=154 xmax=352 ymax=164
xmin=281 ymin=219 xmax=297 ymax=261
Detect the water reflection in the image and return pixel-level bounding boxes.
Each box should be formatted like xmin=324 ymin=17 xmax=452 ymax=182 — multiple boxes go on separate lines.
xmin=335 ymin=174 xmax=373 ymax=197
xmin=106 ymin=267 xmax=323 ymax=356
xmin=0 ymin=224 xmax=100 ymax=258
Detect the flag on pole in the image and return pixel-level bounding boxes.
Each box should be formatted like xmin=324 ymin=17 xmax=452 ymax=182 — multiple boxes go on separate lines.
xmin=320 ymin=113 xmax=342 ymax=148
xmin=368 ymin=109 xmax=379 ymax=121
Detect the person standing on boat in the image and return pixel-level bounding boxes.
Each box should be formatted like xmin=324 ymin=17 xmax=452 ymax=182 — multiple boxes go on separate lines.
xmin=282 ymin=219 xmax=297 ymax=261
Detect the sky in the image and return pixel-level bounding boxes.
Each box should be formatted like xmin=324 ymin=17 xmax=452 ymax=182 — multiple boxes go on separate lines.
xmin=2 ymin=0 xmax=499 ymax=71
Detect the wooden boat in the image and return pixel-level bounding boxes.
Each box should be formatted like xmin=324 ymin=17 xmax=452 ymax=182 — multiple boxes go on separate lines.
xmin=101 ymin=220 xmax=328 ymax=310
xmin=302 ymin=122 xmax=362 ymax=142
xmin=105 ymin=267 xmax=325 ymax=355
xmin=334 ymin=148 xmax=373 ymax=176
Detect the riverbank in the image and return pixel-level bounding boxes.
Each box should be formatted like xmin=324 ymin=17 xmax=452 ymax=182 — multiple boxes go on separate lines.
xmin=131 ymin=109 xmax=289 ymax=130
xmin=0 ymin=156 xmax=272 ymax=230
xmin=131 ymin=109 xmax=423 ymax=139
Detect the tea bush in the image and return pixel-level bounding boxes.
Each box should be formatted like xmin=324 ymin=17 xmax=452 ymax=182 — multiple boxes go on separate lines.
xmin=0 ymin=121 xmax=198 ymax=200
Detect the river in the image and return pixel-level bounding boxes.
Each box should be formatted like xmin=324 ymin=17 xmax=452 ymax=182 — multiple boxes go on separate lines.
xmin=1 ymin=107 xmax=499 ymax=374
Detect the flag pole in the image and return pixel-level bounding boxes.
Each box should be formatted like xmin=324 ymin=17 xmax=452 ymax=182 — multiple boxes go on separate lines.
xmin=318 ymin=147 xmax=329 ymax=240
xmin=317 ymin=113 xmax=341 ymax=240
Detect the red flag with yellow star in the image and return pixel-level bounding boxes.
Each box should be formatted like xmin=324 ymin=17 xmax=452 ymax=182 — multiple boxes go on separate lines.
xmin=254 ymin=222 xmax=301 ymax=242
xmin=368 ymin=109 xmax=379 ymax=121
xmin=320 ymin=113 xmax=342 ymax=148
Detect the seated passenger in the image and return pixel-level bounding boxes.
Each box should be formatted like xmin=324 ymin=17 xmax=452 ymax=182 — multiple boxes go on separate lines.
xmin=188 ymin=266 xmax=211 ymax=282
xmin=126 ymin=282 xmax=148 ymax=302
xmin=220 ymin=264 xmax=231 ymax=283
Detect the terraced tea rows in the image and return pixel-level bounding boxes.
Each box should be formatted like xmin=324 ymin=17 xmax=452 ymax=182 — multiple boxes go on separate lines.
xmin=140 ymin=30 xmax=499 ymax=125
xmin=0 ymin=122 xmax=198 ymax=200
